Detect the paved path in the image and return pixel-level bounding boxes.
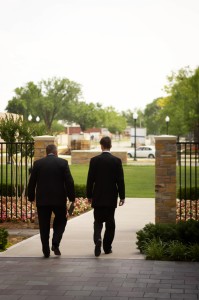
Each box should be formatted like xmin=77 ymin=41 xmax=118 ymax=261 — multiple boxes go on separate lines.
xmin=0 ymin=198 xmax=154 ymax=259
xmin=1 ymin=198 xmax=199 ymax=300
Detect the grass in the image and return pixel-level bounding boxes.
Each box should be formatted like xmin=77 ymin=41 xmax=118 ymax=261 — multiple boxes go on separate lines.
xmin=1 ymin=163 xmax=198 ymax=198
xmin=70 ymin=164 xmax=155 ymax=198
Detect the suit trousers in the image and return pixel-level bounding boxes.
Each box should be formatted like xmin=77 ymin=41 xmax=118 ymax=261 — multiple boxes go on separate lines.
xmin=93 ymin=207 xmax=115 ymax=252
xmin=37 ymin=205 xmax=67 ymax=251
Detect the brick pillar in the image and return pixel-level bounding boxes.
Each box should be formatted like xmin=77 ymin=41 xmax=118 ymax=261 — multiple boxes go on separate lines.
xmin=155 ymin=136 xmax=177 ymax=224
xmin=33 ymin=136 xmax=57 ymax=228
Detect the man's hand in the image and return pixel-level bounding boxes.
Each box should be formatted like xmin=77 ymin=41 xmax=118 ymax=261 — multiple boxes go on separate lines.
xmin=119 ymin=199 xmax=125 ymax=206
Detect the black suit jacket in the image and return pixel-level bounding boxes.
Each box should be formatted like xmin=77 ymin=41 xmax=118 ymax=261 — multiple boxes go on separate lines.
xmin=86 ymin=152 xmax=125 ymax=208
xmin=28 ymin=155 xmax=75 ymax=206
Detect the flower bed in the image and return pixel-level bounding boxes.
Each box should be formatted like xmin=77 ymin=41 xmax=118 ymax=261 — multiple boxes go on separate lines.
xmin=0 ymin=197 xmax=91 ymax=224
xmin=176 ymin=199 xmax=199 ymax=221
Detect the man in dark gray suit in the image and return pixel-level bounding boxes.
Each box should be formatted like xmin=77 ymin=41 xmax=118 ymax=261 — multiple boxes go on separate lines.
xmin=86 ymin=136 xmax=125 ymax=257
xmin=28 ymin=144 xmax=75 ymax=258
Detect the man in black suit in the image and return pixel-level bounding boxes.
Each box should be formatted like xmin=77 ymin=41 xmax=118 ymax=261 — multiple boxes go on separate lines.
xmin=86 ymin=136 xmax=125 ymax=257
xmin=28 ymin=144 xmax=75 ymax=258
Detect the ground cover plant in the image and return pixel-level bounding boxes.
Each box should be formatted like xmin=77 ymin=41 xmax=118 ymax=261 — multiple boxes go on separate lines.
xmin=136 ymin=219 xmax=199 ymax=261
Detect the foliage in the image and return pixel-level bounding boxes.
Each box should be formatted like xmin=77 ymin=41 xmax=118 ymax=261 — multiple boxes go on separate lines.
xmin=143 ymin=238 xmax=167 ymax=260
xmin=166 ymin=240 xmax=187 ymax=261
xmin=0 ymin=184 xmax=21 ymax=197
xmin=177 ymin=187 xmax=199 ymax=200
xmin=0 ymin=114 xmax=42 ymax=143
xmin=143 ymin=66 xmax=199 ymax=139
xmin=0 ymin=228 xmax=8 ymax=251
xmin=6 ymin=77 xmax=82 ymax=134
xmin=136 ymin=220 xmax=199 ymax=251
xmin=61 ymin=101 xmax=104 ymax=131
xmin=187 ymin=244 xmax=199 ymax=261
xmin=0 ymin=115 xmax=41 ymax=161
xmin=103 ymin=106 xmax=127 ymax=134
xmin=144 ymin=99 xmax=163 ymax=135
xmin=136 ymin=220 xmax=199 ymax=261
xmin=136 ymin=223 xmax=177 ymax=253
xmin=122 ymin=109 xmax=145 ymax=128
xmin=0 ymin=197 xmax=91 ymax=224
xmin=74 ymin=184 xmax=86 ymax=198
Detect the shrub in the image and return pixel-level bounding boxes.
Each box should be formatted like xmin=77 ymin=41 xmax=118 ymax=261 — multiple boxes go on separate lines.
xmin=187 ymin=244 xmax=199 ymax=262
xmin=0 ymin=228 xmax=8 ymax=251
xmin=144 ymin=238 xmax=167 ymax=260
xmin=177 ymin=187 xmax=199 ymax=200
xmin=166 ymin=241 xmax=188 ymax=261
xmin=175 ymin=219 xmax=199 ymax=244
xmin=0 ymin=184 xmax=18 ymax=197
xmin=136 ymin=220 xmax=199 ymax=261
xmin=136 ymin=223 xmax=177 ymax=252
xmin=74 ymin=184 xmax=86 ymax=198
xmin=0 ymin=183 xmax=87 ymax=198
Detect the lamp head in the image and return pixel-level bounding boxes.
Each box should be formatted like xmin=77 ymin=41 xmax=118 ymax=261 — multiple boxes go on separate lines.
xmin=133 ymin=112 xmax=138 ymax=120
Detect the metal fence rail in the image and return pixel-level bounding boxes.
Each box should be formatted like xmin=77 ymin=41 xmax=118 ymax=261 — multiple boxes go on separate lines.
xmin=0 ymin=142 xmax=34 ymax=221
xmin=177 ymin=142 xmax=199 ymax=221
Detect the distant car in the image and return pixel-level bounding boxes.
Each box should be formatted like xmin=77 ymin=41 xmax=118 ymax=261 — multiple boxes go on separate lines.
xmin=127 ymin=146 xmax=155 ymax=158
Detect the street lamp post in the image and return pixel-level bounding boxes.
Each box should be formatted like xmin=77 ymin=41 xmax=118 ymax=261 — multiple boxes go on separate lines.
xmin=165 ymin=116 xmax=170 ymax=135
xmin=133 ymin=112 xmax=138 ymax=161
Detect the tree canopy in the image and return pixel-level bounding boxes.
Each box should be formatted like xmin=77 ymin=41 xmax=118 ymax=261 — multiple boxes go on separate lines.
xmin=6 ymin=77 xmax=82 ymax=133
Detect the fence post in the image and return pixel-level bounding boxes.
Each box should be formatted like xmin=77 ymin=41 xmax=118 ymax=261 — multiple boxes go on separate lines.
xmin=155 ymin=135 xmax=177 ymax=224
xmin=33 ymin=136 xmax=58 ymax=229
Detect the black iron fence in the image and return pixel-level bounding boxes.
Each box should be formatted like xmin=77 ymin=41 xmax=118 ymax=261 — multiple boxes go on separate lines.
xmin=0 ymin=142 xmax=34 ymax=221
xmin=177 ymin=142 xmax=199 ymax=221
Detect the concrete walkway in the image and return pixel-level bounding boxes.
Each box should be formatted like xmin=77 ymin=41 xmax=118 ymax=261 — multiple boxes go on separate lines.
xmin=1 ymin=198 xmax=199 ymax=300
xmin=0 ymin=198 xmax=155 ymax=259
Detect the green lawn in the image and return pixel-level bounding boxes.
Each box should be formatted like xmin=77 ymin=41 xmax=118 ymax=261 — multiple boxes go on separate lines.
xmin=2 ymin=163 xmax=197 ymax=198
xmin=70 ymin=165 xmax=155 ymax=198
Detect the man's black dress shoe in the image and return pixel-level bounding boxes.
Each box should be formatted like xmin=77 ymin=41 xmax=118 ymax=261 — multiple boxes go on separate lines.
xmin=95 ymin=239 xmax=101 ymax=257
xmin=43 ymin=251 xmax=50 ymax=258
xmin=104 ymin=250 xmax=112 ymax=254
xmin=51 ymin=245 xmax=61 ymax=256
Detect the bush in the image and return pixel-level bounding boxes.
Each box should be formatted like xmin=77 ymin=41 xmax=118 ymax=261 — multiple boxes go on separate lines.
xmin=0 ymin=228 xmax=8 ymax=251
xmin=175 ymin=219 xmax=199 ymax=244
xmin=136 ymin=223 xmax=177 ymax=253
xmin=166 ymin=241 xmax=187 ymax=261
xmin=187 ymin=244 xmax=199 ymax=261
xmin=177 ymin=187 xmax=199 ymax=200
xmin=136 ymin=220 xmax=199 ymax=261
xmin=0 ymin=184 xmax=18 ymax=197
xmin=144 ymin=239 xmax=167 ymax=260
xmin=74 ymin=184 xmax=86 ymax=198
xmin=0 ymin=183 xmax=87 ymax=198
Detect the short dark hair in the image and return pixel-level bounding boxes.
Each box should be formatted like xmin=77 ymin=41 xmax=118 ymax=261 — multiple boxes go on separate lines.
xmin=100 ymin=136 xmax=112 ymax=149
xmin=46 ymin=144 xmax=57 ymax=155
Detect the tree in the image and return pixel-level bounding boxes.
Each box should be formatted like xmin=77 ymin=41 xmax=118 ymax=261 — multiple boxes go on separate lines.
xmin=122 ymin=109 xmax=145 ymax=128
xmin=61 ymin=101 xmax=104 ymax=131
xmin=103 ymin=107 xmax=127 ymax=134
xmin=6 ymin=82 xmax=42 ymax=120
xmin=6 ymin=77 xmax=82 ymax=133
xmin=163 ymin=66 xmax=199 ymax=139
xmin=0 ymin=114 xmax=43 ymax=163
xmin=0 ymin=114 xmax=44 ymax=143
xmin=144 ymin=99 xmax=163 ymax=135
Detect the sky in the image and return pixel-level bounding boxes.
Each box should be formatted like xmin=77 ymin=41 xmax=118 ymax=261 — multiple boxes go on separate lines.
xmin=0 ymin=0 xmax=199 ymax=113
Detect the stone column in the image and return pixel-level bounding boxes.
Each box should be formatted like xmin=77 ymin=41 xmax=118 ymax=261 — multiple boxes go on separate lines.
xmin=33 ymin=136 xmax=57 ymax=228
xmin=155 ymin=136 xmax=177 ymax=224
